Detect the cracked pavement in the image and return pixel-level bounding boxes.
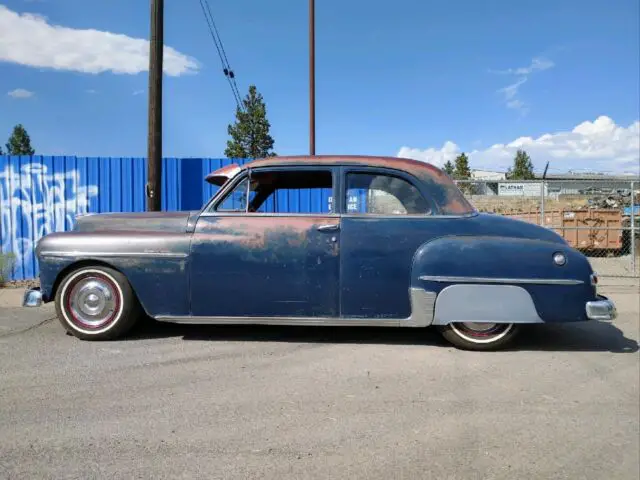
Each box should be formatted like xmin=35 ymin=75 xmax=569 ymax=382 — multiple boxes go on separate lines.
xmin=0 ymin=283 xmax=639 ymax=479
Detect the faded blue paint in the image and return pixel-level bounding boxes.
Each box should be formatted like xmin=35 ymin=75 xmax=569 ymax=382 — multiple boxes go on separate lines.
xmin=30 ymin=157 xmax=601 ymax=327
xmin=190 ymin=215 xmax=340 ymax=318
xmin=340 ymin=213 xmax=575 ymax=319
xmin=412 ymin=233 xmax=595 ymax=322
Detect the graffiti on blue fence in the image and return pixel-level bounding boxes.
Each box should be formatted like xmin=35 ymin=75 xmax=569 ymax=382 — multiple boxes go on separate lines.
xmin=0 ymin=162 xmax=98 ymax=272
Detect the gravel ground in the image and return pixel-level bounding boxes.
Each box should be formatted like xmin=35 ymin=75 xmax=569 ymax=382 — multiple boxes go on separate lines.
xmin=0 ymin=285 xmax=638 ymax=480
xmin=589 ymin=255 xmax=638 ymax=277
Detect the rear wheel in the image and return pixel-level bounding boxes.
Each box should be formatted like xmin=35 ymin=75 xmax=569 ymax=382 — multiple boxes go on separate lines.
xmin=55 ymin=266 xmax=141 ymax=341
xmin=438 ymin=322 xmax=518 ymax=351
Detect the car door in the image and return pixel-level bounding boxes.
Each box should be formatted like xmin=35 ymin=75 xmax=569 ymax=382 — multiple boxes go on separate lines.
xmin=339 ymin=167 xmax=436 ymax=319
xmin=189 ymin=166 xmax=340 ymax=318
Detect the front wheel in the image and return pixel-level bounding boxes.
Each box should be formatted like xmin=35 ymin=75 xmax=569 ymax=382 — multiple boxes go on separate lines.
xmin=437 ymin=322 xmax=519 ymax=351
xmin=55 ymin=265 xmax=141 ymax=341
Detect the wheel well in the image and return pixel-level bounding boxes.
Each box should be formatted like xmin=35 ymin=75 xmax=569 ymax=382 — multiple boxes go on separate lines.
xmin=50 ymin=260 xmax=126 ymax=302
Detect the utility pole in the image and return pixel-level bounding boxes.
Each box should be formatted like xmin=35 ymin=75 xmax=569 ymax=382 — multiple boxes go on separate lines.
xmin=309 ymin=0 xmax=316 ymax=156
xmin=147 ymin=0 xmax=164 ymax=211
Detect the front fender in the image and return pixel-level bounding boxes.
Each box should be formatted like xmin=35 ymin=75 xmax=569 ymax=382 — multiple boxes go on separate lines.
xmin=36 ymin=231 xmax=191 ymax=317
xmin=411 ymin=235 xmax=597 ymax=324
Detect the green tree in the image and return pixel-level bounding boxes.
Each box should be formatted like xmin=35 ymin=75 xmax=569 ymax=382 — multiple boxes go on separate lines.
xmin=0 ymin=144 xmax=4 ymax=155
xmin=506 ymin=149 xmax=535 ymax=180
xmin=452 ymin=153 xmax=471 ymax=180
xmin=5 ymin=124 xmax=35 ymax=155
xmin=224 ymin=85 xmax=276 ymax=158
xmin=452 ymin=153 xmax=475 ymax=194
xmin=443 ymin=160 xmax=454 ymax=176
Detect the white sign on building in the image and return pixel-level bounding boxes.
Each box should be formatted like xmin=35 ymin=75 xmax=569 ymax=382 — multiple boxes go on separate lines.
xmin=498 ymin=182 xmax=548 ymax=197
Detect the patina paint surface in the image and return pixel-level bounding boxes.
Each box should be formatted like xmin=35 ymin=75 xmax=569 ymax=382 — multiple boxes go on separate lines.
xmin=205 ymin=163 xmax=242 ymax=186
xmin=340 ymin=213 xmax=574 ymax=319
xmin=411 ymin=235 xmax=596 ymax=322
xmin=36 ymin=215 xmax=193 ymax=316
xmin=190 ymin=215 xmax=340 ymax=317
xmin=33 ymin=156 xmax=597 ymax=325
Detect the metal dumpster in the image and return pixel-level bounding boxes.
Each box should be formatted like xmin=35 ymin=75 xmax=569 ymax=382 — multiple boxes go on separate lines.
xmin=503 ymin=208 xmax=623 ymax=252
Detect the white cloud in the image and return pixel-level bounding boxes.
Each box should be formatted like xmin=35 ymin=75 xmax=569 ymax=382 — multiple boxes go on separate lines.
xmin=132 ymin=89 xmax=145 ymax=96
xmin=492 ymin=57 xmax=554 ymax=113
xmin=397 ymin=116 xmax=640 ymax=174
xmin=499 ymin=77 xmax=527 ymax=101
xmin=491 ymin=57 xmax=555 ymax=76
xmin=0 ymin=5 xmax=199 ymax=76
xmin=7 ymin=88 xmax=35 ymax=98
xmin=86 ymin=89 xmax=97 ymax=94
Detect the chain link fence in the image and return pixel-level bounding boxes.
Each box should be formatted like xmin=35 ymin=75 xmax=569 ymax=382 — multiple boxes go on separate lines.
xmin=456 ymin=178 xmax=640 ymax=278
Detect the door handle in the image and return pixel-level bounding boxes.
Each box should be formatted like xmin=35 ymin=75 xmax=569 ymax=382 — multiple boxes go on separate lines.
xmin=317 ymin=224 xmax=339 ymax=232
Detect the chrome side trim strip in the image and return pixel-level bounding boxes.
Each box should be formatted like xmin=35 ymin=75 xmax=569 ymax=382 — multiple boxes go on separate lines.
xmin=39 ymin=251 xmax=188 ymax=259
xmin=155 ymin=288 xmax=438 ymax=327
xmin=419 ymin=275 xmax=584 ymax=286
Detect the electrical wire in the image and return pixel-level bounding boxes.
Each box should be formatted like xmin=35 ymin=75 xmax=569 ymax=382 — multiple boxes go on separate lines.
xmin=202 ymin=0 xmax=244 ymax=107
xmin=197 ymin=0 xmax=244 ymax=111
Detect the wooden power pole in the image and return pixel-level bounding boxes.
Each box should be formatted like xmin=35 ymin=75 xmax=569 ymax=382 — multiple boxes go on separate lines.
xmin=309 ymin=0 xmax=316 ymax=156
xmin=147 ymin=0 xmax=164 ymax=211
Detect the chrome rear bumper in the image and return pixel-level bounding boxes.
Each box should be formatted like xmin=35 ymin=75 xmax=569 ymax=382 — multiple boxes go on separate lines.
xmin=23 ymin=288 xmax=43 ymax=307
xmin=586 ymin=296 xmax=617 ymax=321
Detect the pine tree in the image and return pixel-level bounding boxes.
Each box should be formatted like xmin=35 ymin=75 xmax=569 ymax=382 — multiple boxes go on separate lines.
xmin=453 ymin=153 xmax=471 ymax=180
xmin=5 ymin=124 xmax=35 ymax=155
xmin=224 ymin=85 xmax=276 ymax=158
xmin=452 ymin=153 xmax=474 ymax=194
xmin=507 ymin=149 xmax=535 ymax=180
xmin=443 ymin=160 xmax=454 ymax=176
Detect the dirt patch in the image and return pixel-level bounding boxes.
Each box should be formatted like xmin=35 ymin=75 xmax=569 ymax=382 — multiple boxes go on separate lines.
xmin=0 ymin=279 xmax=40 ymax=290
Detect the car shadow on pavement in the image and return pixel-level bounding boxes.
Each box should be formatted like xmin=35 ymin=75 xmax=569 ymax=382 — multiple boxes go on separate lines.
xmin=127 ymin=319 xmax=638 ymax=353
xmin=513 ymin=322 xmax=639 ymax=353
xmin=128 ymin=320 xmax=450 ymax=347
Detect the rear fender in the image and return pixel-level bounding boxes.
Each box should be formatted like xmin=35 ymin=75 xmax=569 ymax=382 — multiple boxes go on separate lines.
xmin=410 ymin=235 xmax=595 ymax=324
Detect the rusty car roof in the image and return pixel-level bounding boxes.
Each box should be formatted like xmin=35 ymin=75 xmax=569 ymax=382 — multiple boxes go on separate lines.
xmin=244 ymin=155 xmax=444 ymax=177
xmin=206 ymin=155 xmax=449 ymax=185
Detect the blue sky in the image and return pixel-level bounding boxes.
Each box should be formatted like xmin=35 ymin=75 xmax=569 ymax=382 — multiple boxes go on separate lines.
xmin=1 ymin=0 xmax=639 ymax=174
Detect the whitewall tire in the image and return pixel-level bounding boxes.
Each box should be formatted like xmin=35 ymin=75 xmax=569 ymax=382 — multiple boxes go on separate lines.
xmin=55 ymin=266 xmax=141 ymax=341
xmin=437 ymin=322 xmax=519 ymax=351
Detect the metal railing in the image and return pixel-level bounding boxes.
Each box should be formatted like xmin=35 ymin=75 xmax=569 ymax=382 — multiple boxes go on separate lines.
xmin=455 ymin=178 xmax=640 ymax=278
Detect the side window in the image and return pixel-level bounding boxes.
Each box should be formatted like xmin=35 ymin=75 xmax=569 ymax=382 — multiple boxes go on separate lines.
xmin=216 ymin=178 xmax=249 ymax=212
xmin=247 ymin=170 xmax=334 ymax=214
xmin=345 ymin=173 xmax=431 ymax=215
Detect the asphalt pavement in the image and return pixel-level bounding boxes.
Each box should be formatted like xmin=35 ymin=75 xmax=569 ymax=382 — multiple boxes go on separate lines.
xmin=0 ymin=282 xmax=638 ymax=480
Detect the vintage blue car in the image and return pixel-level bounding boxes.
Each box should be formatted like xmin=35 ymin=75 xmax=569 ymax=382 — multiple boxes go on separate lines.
xmin=23 ymin=155 xmax=616 ymax=350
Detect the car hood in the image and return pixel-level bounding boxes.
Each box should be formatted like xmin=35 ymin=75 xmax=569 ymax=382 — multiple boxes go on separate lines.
xmin=73 ymin=211 xmax=199 ymax=233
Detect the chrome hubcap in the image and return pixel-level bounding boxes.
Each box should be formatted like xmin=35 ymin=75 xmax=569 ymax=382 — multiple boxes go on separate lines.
xmin=68 ymin=277 xmax=117 ymax=328
xmin=461 ymin=322 xmax=499 ymax=333
xmin=450 ymin=322 xmax=514 ymax=344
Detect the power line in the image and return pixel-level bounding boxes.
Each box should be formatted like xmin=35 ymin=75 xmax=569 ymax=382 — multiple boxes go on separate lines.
xmin=197 ymin=0 xmax=244 ymax=110
xmin=202 ymin=0 xmax=243 ymax=106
